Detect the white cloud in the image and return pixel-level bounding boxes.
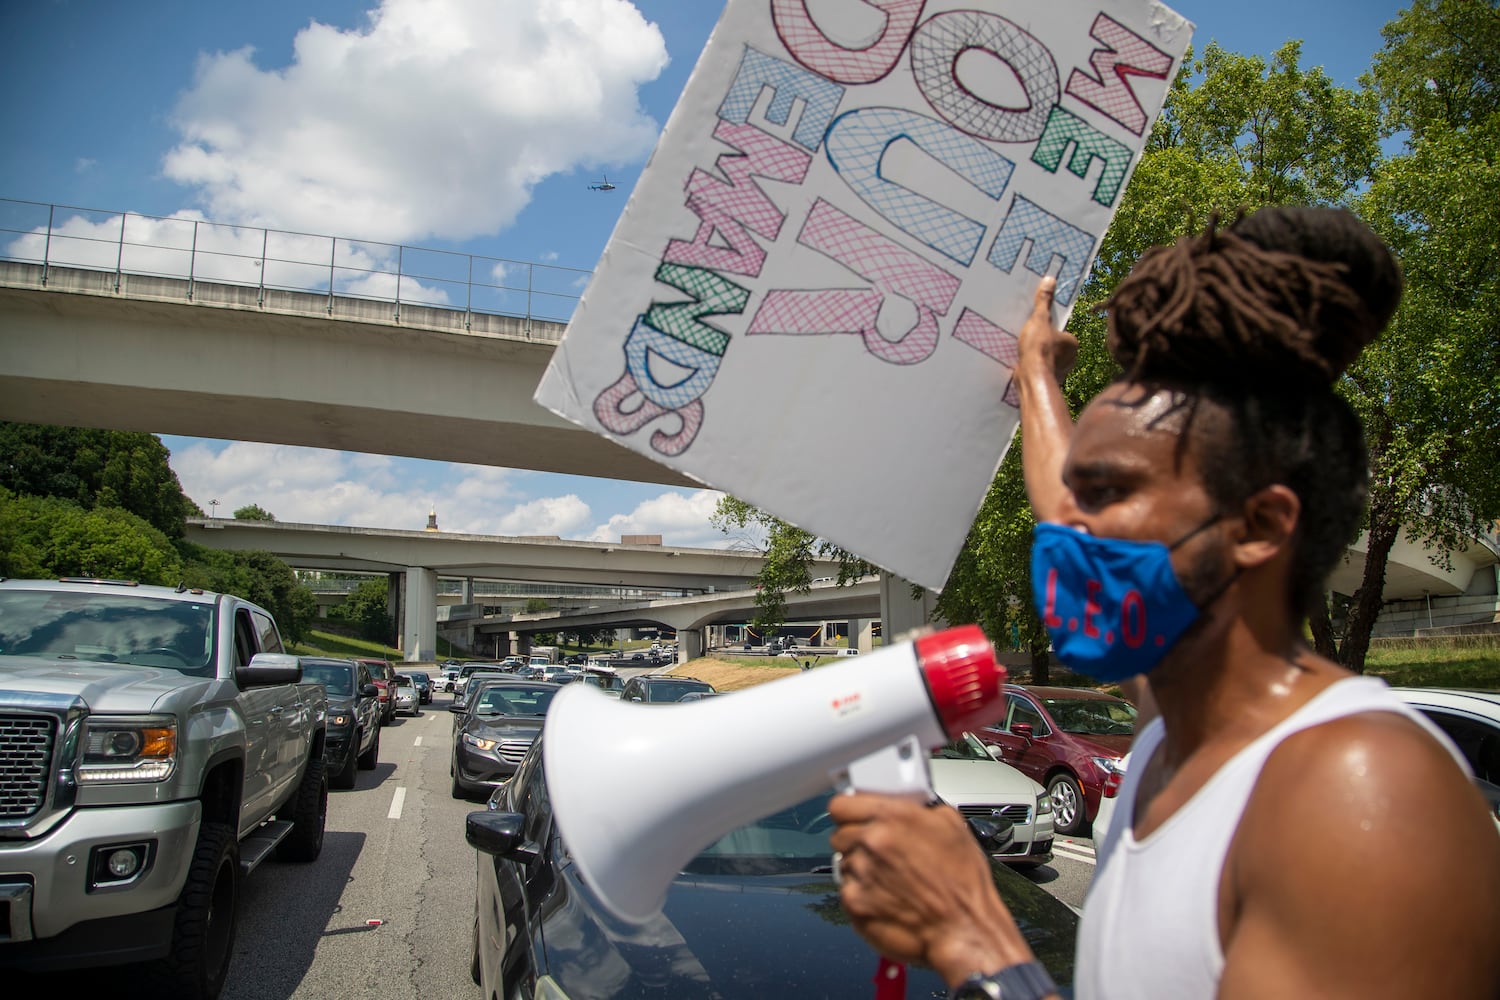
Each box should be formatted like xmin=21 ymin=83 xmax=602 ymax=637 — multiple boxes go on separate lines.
xmin=493 ymin=495 xmax=594 ymax=537
xmin=587 ymin=489 xmax=730 ymax=548
xmin=162 ymin=0 xmax=668 ymax=243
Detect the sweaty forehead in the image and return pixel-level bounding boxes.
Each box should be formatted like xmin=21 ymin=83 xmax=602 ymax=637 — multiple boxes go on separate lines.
xmin=1069 ymin=384 xmax=1198 ymax=475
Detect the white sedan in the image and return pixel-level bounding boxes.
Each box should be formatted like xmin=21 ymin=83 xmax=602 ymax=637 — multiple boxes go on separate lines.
xmin=1393 ymin=687 xmax=1500 ymax=829
xmin=930 ymin=732 xmax=1055 ymax=868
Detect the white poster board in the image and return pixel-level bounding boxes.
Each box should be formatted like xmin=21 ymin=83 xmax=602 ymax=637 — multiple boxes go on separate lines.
xmin=535 ymin=0 xmax=1193 ymax=590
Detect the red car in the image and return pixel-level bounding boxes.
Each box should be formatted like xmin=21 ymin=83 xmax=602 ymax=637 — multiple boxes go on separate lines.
xmin=358 ymin=657 xmax=398 ymax=724
xmin=976 ymin=685 xmax=1136 ymax=836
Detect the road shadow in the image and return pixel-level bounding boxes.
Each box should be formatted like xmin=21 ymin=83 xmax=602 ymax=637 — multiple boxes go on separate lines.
xmin=8 ymin=830 xmax=366 ymax=1000
xmin=1013 ymin=863 xmax=1060 ymax=885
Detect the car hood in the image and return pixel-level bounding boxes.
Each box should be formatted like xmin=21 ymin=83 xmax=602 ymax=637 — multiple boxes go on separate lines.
xmin=0 ymin=656 xmax=206 ymax=713
xmin=324 ymin=693 xmax=358 ymax=714
xmin=1063 ymin=732 xmax=1133 ymax=759
xmin=929 ymin=758 xmax=1044 ymax=800
xmin=538 ymin=862 xmax=1075 ymax=998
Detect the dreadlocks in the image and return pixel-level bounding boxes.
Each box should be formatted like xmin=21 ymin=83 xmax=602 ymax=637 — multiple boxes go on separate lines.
xmin=1101 ymin=206 xmax=1403 ymax=617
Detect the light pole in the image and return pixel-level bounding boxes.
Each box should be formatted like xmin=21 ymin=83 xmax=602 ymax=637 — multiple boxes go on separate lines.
xmin=209 ymin=499 xmax=219 ymax=518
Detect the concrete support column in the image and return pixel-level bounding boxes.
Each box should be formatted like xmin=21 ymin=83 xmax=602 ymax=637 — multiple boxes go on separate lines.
xmin=515 ymin=632 xmax=531 ymax=655
xmin=850 ymin=617 xmax=876 ymax=653
xmin=879 ymin=574 xmax=943 ymax=644
xmin=463 ymin=577 xmax=475 ymax=602
xmin=679 ymin=629 xmax=704 ymax=663
xmin=387 ymin=572 xmax=403 ymax=648
xmin=403 ymin=566 xmax=438 ymax=661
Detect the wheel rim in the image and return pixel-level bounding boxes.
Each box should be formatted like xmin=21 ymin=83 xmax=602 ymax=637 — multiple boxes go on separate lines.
xmin=1051 ymin=780 xmax=1079 ymax=829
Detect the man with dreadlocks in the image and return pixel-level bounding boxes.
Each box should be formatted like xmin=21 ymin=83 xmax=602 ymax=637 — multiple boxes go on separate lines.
xmin=826 ymin=206 xmax=1500 ymax=999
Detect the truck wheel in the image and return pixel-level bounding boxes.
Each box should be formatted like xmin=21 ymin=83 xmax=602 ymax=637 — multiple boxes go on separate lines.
xmin=358 ymin=724 xmax=381 ymax=770
xmin=333 ymin=745 xmax=358 ymax=789
xmin=278 ymin=758 xmax=327 ymax=862
xmin=151 ymin=821 xmax=238 ymax=1000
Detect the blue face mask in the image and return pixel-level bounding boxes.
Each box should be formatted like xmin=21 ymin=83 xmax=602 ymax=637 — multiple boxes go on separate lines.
xmin=1029 ymin=519 xmax=1222 ymax=683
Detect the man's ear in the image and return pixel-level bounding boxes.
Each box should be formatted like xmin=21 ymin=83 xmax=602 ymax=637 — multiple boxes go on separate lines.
xmin=1232 ymin=485 xmax=1300 ymax=570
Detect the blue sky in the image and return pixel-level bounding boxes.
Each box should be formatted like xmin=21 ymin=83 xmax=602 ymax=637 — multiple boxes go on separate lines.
xmin=0 ymin=0 xmax=1406 ymax=546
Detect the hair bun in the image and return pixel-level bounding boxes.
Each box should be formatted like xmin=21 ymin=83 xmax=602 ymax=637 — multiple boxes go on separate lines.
xmin=1105 ymin=207 xmax=1402 ymax=389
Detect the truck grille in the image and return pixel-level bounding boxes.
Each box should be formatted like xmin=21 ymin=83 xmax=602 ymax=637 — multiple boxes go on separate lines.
xmin=497 ymin=740 xmax=534 ymax=765
xmin=0 ymin=715 xmax=56 ymax=820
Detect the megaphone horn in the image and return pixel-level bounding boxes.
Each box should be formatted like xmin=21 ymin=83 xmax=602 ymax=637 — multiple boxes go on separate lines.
xmin=542 ymin=624 xmax=1004 ymax=923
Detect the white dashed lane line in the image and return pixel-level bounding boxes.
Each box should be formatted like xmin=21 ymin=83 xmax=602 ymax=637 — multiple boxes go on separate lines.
xmin=413 ymin=736 xmax=423 ymax=746
xmin=388 ymin=786 xmax=407 ymax=820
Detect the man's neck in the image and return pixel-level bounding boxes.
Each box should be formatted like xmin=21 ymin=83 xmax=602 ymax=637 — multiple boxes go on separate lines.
xmin=1147 ymin=603 xmax=1346 ymax=770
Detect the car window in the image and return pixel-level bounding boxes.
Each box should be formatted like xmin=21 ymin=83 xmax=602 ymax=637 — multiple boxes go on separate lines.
xmin=931 ymin=734 xmax=993 ymax=761
xmin=0 ymin=590 xmax=217 ymax=677
xmin=1418 ymin=708 xmax=1500 ymax=784
xmin=301 ymin=661 xmax=355 ymax=696
xmin=1007 ymin=694 xmax=1050 ymax=735
xmin=251 ymin=609 xmax=283 ymax=653
xmin=1041 ymin=697 xmax=1137 ymax=736
xmin=644 ymin=679 xmax=714 ymax=703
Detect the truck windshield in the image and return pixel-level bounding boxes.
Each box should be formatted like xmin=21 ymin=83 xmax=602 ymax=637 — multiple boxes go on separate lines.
xmin=0 ymin=591 xmax=217 ymax=677
xmin=300 ymin=661 xmax=356 ymax=696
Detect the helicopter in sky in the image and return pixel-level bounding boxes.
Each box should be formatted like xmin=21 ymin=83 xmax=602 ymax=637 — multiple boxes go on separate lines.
xmin=588 ymin=175 xmax=617 ymax=192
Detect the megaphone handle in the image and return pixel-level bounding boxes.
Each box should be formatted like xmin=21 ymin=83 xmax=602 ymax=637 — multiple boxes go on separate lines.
xmin=835 ymin=735 xmax=934 ymax=798
xmin=875 ymin=956 xmax=908 ymax=1000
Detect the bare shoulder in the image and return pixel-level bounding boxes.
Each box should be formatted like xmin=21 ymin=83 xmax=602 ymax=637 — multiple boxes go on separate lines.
xmin=1219 ymin=709 xmax=1500 ymax=998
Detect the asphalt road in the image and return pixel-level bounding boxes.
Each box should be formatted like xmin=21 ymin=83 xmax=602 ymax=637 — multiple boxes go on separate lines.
xmin=18 ymin=689 xmax=1102 ymax=998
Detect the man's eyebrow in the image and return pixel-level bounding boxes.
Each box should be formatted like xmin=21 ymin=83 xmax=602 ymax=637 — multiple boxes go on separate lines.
xmin=1063 ymin=459 xmax=1146 ymax=483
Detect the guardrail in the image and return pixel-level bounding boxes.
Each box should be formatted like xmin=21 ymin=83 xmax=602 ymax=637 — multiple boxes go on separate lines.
xmin=0 ymin=196 xmax=592 ymax=329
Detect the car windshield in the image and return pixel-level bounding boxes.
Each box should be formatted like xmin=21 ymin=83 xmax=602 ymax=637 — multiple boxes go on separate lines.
xmin=644 ymin=679 xmax=713 ymax=703
xmin=931 ymin=734 xmax=992 ymax=761
xmin=474 ymin=686 xmax=556 ymax=717
xmin=300 ymin=661 xmax=356 ymax=696
xmin=1041 ymin=697 xmax=1137 ymax=736
xmin=0 ymin=590 xmax=216 ymax=676
xmin=409 ymin=671 xmax=429 ymax=683
xmin=682 ymin=789 xmax=839 ymax=875
xmin=396 ymin=675 xmax=413 ymax=687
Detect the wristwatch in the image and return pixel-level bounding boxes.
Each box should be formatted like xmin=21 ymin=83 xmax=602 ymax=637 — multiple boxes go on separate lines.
xmin=948 ymin=961 xmax=1057 ymax=1000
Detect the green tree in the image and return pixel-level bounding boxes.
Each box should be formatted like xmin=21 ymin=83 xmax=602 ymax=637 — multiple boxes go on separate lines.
xmin=233 ymin=504 xmax=277 ymax=522
xmin=524 ymin=597 xmax=552 ymax=613
xmin=0 ymin=422 xmax=201 ymax=538
xmin=179 ymin=544 xmax=318 ymax=644
xmin=0 ymin=489 xmax=183 ymax=584
xmin=330 ymin=577 xmax=393 ymax=644
xmin=710 ymin=496 xmax=872 ymax=631
xmin=1319 ymin=0 xmax=1500 ymax=670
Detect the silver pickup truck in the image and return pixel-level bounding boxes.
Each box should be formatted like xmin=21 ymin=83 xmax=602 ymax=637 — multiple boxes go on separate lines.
xmin=0 ymin=577 xmax=329 ymax=999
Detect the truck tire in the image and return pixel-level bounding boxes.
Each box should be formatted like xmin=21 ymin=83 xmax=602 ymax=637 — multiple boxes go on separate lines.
xmin=358 ymin=724 xmax=381 ymax=770
xmin=150 ymin=821 xmax=238 ymax=1000
xmin=333 ymin=743 xmax=358 ymax=789
xmin=278 ymin=757 xmax=327 ymax=862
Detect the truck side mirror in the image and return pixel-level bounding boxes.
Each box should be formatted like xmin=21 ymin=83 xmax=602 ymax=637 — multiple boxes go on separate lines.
xmin=240 ymin=652 xmax=302 ymax=688
xmin=361 ymin=683 xmax=379 ymax=697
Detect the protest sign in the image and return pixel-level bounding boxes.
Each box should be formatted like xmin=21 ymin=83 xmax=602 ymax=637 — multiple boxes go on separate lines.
xmin=535 ymin=0 xmax=1193 ymax=590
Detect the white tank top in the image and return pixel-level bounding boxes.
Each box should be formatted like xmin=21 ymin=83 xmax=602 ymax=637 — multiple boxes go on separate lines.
xmin=1073 ymin=676 xmax=1468 ymax=1000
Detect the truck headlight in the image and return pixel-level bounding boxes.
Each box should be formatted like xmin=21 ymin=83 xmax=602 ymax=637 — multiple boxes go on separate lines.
xmin=331 ymin=714 xmax=351 ymax=727
xmin=79 ymin=716 xmax=177 ymax=783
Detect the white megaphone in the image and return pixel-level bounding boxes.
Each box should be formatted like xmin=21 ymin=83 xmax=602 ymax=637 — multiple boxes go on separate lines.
xmin=543 ymin=624 xmax=1005 ymax=923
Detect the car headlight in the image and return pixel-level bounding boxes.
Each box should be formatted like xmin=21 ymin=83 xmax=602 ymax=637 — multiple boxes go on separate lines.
xmin=1035 ymin=790 xmax=1053 ymax=816
xmin=1092 ymin=756 xmax=1122 ymax=777
xmin=463 ymin=733 xmax=499 ymax=751
xmin=79 ymin=716 xmax=177 ymax=783
xmin=331 ymin=713 xmax=351 ymax=727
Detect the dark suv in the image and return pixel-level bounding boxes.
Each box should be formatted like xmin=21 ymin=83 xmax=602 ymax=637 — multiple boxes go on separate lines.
xmin=619 ymin=675 xmax=717 ymax=703
xmin=299 ymin=656 xmax=382 ymax=788
xmin=975 ymin=685 xmax=1136 ymax=835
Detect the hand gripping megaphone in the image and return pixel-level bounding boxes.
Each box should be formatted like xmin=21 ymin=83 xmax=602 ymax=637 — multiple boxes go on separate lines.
xmin=542 ymin=625 xmax=1005 ymax=923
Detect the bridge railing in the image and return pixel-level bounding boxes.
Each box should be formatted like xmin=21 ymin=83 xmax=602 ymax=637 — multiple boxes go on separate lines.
xmin=0 ymin=197 xmax=592 ymax=333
